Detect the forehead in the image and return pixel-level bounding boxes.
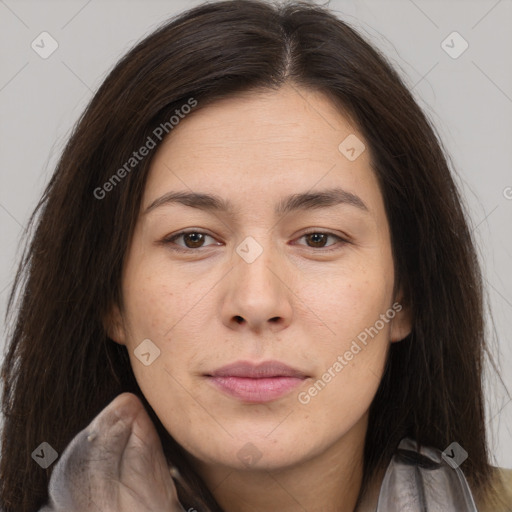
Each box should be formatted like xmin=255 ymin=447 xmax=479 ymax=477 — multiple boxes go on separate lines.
xmin=143 ymin=84 xmax=381 ymax=215
xmin=153 ymin=84 xmax=359 ymax=160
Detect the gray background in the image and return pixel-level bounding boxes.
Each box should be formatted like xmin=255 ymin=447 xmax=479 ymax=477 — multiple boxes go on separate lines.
xmin=1 ymin=0 xmax=511 ymax=468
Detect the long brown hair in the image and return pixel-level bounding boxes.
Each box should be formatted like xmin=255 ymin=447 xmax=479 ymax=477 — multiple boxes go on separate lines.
xmin=0 ymin=1 xmax=498 ymax=510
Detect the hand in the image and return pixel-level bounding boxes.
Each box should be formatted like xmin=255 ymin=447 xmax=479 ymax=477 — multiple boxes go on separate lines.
xmin=39 ymin=392 xmax=186 ymax=512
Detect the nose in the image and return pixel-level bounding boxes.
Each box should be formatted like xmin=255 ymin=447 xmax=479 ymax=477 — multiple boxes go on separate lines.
xmin=220 ymin=242 xmax=293 ymax=333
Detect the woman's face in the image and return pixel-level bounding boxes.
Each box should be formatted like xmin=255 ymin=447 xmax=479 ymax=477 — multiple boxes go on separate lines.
xmin=110 ymin=84 xmax=411 ymax=475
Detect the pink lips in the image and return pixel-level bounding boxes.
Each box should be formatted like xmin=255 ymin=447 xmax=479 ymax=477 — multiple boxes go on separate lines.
xmin=206 ymin=361 xmax=308 ymax=403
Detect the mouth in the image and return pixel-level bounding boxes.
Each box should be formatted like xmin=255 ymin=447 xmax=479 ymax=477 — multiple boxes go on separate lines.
xmin=205 ymin=360 xmax=309 ymax=403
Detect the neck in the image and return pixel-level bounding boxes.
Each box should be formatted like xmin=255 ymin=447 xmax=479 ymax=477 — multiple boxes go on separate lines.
xmin=190 ymin=420 xmax=367 ymax=512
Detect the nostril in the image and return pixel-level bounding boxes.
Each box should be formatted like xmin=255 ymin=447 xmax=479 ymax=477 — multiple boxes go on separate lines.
xmin=234 ymin=315 xmax=244 ymax=324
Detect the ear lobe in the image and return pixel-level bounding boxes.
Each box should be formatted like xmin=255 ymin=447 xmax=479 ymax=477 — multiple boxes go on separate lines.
xmin=389 ymin=296 xmax=413 ymax=343
xmin=103 ymin=304 xmax=127 ymax=345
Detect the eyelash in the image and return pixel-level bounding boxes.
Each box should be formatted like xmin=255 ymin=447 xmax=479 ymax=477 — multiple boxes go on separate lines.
xmin=160 ymin=229 xmax=348 ymax=253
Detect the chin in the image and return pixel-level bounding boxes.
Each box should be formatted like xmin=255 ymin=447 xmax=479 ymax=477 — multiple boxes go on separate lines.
xmin=186 ymin=432 xmax=314 ymax=472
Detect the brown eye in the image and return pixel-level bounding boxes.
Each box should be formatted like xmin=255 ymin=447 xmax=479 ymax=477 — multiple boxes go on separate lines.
xmin=163 ymin=230 xmax=219 ymax=251
xmin=305 ymin=233 xmax=329 ymax=248
xmin=182 ymin=232 xmax=206 ymax=248
xmin=298 ymin=232 xmax=345 ymax=250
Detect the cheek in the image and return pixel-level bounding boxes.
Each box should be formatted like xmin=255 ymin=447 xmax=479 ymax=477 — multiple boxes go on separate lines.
xmin=296 ymin=278 xmax=392 ymax=436
xmin=295 ymin=260 xmax=393 ymax=403
xmin=120 ymin=255 xmax=216 ymax=392
xmin=122 ymin=256 xmax=206 ymax=342
xmin=298 ymin=257 xmax=394 ymax=344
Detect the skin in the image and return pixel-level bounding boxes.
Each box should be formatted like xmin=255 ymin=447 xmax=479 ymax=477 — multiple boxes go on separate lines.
xmin=43 ymin=84 xmax=411 ymax=511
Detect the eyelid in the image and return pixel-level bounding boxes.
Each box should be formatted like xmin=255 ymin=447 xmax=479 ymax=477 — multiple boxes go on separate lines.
xmin=160 ymin=229 xmax=349 ymax=253
xmin=293 ymin=229 xmax=349 ymax=251
xmin=160 ymin=229 xmax=220 ymax=251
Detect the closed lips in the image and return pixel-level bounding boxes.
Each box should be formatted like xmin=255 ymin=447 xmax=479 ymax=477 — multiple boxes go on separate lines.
xmin=205 ymin=361 xmax=309 ymax=403
xmin=207 ymin=360 xmax=309 ymax=379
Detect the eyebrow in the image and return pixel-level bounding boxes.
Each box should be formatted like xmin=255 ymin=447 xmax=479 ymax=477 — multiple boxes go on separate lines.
xmin=144 ymin=187 xmax=368 ymax=216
